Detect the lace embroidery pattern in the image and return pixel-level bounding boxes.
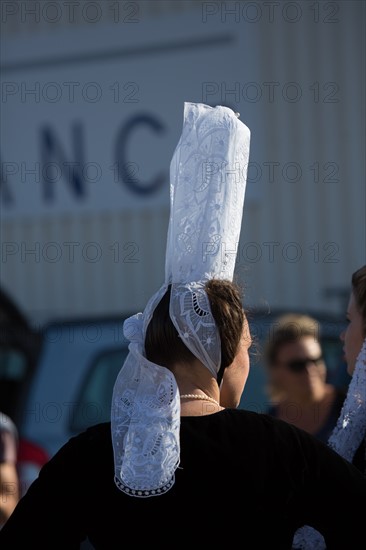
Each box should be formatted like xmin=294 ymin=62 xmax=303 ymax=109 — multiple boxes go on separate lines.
xmin=170 ymin=281 xmax=220 ymax=377
xmin=328 ymin=338 xmax=366 ymax=459
xmin=111 ymin=319 xmax=180 ymax=497
xmin=168 ymin=102 xmax=250 ymax=284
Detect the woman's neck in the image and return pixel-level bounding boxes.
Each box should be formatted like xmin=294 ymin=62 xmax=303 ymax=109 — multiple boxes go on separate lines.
xmin=171 ymin=360 xmax=223 ymax=416
xmin=180 ymin=399 xmax=224 ymax=416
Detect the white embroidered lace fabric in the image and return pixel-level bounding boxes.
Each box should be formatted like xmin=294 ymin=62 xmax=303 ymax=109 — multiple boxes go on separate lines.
xmin=166 ymin=102 xmax=249 ymax=284
xmin=111 ymin=315 xmax=180 ymax=497
xmin=293 ymin=338 xmax=366 ymax=549
xmin=111 ymin=102 xmax=251 ymax=497
xmin=169 ymin=281 xmax=220 ymax=377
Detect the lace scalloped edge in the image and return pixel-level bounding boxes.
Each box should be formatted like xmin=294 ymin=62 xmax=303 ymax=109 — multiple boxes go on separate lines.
xmin=114 ymin=475 xmax=175 ymax=498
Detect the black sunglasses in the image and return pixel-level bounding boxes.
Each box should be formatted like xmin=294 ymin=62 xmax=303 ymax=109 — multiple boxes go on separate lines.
xmin=284 ymin=355 xmax=324 ymax=373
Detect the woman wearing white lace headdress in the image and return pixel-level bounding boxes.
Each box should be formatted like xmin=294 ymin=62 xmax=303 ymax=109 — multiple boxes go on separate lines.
xmin=293 ymin=265 xmax=366 ymax=549
xmin=1 ymin=104 xmax=365 ymax=549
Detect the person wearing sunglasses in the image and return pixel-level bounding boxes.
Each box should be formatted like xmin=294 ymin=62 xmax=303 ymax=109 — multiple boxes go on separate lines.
xmin=265 ymin=314 xmax=345 ymax=443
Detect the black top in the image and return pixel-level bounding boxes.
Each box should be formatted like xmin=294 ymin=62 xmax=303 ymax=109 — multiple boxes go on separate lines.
xmin=1 ymin=409 xmax=365 ymax=549
xmin=353 ymin=437 xmax=366 ymax=475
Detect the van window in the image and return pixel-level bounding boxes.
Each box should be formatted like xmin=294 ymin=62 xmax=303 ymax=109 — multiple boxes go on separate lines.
xmin=71 ymin=348 xmax=128 ymax=433
xmin=0 ymin=347 xmax=28 ymax=418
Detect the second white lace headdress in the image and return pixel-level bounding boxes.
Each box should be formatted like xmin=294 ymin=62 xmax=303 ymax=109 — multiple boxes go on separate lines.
xmin=111 ymin=102 xmax=251 ymax=497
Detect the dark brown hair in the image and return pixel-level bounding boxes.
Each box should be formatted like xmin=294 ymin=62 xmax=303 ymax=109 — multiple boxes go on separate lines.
xmin=352 ymin=265 xmax=366 ymax=335
xmin=144 ymin=279 xmax=245 ymax=383
xmin=265 ymin=313 xmax=320 ymax=366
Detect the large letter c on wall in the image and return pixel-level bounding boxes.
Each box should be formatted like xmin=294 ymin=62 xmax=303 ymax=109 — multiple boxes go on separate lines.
xmin=115 ymin=113 xmax=166 ymax=195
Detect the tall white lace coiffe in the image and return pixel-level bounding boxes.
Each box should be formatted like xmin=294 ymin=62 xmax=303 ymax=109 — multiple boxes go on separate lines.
xmin=293 ymin=338 xmax=366 ymax=549
xmin=111 ymin=102 xmax=251 ymax=497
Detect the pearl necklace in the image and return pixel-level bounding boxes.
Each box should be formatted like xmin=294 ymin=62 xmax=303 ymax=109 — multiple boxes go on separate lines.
xmin=180 ymin=393 xmax=220 ymax=407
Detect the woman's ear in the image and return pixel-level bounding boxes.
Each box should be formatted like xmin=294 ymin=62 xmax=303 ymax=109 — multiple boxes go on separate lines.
xmin=220 ymin=337 xmax=250 ymax=408
xmin=219 ymin=317 xmax=252 ymax=408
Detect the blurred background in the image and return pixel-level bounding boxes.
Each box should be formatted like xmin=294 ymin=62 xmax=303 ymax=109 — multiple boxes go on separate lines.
xmin=0 ymin=0 xmax=365 ymax=500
